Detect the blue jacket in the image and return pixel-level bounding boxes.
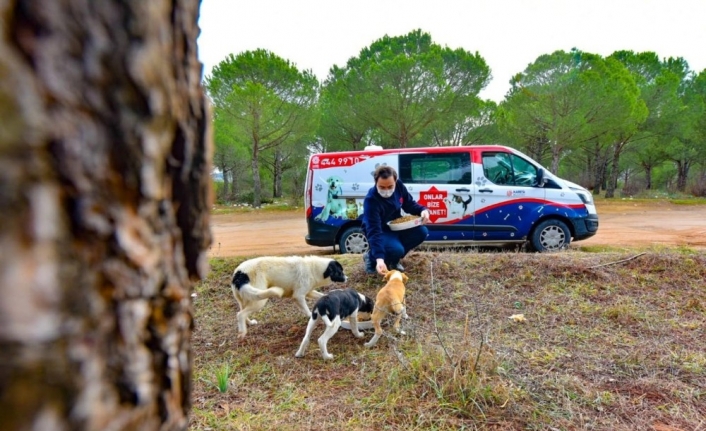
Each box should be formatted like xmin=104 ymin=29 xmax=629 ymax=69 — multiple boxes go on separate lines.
xmin=362 ymin=180 xmax=427 ymax=261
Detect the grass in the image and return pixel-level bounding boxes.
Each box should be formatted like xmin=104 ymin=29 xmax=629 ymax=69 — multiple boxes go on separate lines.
xmin=189 ymin=247 xmax=706 ymax=430
xmin=215 ymin=363 xmax=231 ymax=393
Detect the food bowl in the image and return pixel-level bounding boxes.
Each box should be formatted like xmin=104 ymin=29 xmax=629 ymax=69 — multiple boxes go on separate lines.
xmin=341 ymin=319 xmax=374 ymax=330
xmin=387 ymin=215 xmax=423 ymax=231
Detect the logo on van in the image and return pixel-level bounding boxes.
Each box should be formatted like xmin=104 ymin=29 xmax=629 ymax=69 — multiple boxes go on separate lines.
xmin=418 ymin=186 xmax=448 ymax=222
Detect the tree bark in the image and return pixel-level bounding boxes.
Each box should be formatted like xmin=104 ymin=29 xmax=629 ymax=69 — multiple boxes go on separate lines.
xmin=642 ymin=163 xmax=653 ymax=190
xmin=605 ymin=141 xmax=624 ymax=198
xmin=550 ymin=142 xmax=561 ymax=175
xmin=676 ymin=160 xmax=691 ymax=192
xmin=251 ymin=149 xmax=262 ymax=207
xmin=273 ymin=149 xmax=283 ymax=198
xmin=0 ymin=1 xmax=211 ymax=430
xmin=592 ymin=160 xmax=607 ymax=195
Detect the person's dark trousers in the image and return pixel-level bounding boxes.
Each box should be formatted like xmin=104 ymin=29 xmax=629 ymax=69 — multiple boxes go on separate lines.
xmin=380 ymin=225 xmax=428 ymax=267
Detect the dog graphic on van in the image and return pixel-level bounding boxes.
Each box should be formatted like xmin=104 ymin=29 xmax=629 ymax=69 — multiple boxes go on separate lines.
xmin=316 ymin=176 xmax=347 ymax=221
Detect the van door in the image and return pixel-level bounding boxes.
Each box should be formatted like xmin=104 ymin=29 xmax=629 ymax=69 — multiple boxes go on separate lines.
xmin=398 ymin=151 xmax=475 ymax=243
xmin=474 ymin=151 xmax=546 ymax=241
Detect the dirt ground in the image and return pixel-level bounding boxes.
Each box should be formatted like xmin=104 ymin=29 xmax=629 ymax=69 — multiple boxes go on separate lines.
xmin=208 ymin=200 xmax=706 ymax=257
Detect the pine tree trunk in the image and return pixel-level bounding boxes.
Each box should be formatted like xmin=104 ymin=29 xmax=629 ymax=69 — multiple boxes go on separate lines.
xmin=592 ymin=149 xmax=607 ymax=196
xmin=643 ymin=163 xmax=653 ymax=190
xmin=676 ymin=160 xmax=691 ymax=192
xmin=605 ymin=142 xmax=623 ymax=198
xmin=592 ymin=163 xmax=604 ymax=195
xmin=550 ymin=143 xmax=561 ymax=175
xmin=273 ymin=150 xmax=283 ymax=198
xmin=222 ymin=169 xmax=231 ymax=202
xmin=0 ymin=1 xmax=211 ymax=430
xmin=251 ymin=150 xmax=262 ymax=207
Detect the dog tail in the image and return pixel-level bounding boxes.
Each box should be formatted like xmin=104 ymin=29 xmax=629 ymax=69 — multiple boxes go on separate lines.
xmin=231 ymin=270 xmax=284 ymax=301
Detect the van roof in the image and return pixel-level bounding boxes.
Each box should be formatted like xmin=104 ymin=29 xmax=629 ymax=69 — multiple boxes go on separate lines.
xmin=315 ymin=145 xmax=514 ymax=157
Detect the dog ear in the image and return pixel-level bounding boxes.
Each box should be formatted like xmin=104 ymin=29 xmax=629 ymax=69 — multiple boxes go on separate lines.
xmin=383 ymin=271 xmax=392 ymax=281
xmin=402 ymin=272 xmax=409 ymax=283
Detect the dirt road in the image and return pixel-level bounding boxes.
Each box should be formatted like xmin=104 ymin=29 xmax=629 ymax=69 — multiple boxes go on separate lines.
xmin=208 ymin=201 xmax=706 ymax=257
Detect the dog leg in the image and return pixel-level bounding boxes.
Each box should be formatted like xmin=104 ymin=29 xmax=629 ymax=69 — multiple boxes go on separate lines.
xmin=306 ymin=290 xmax=324 ymax=300
xmin=393 ymin=313 xmax=406 ymax=336
xmin=317 ymin=203 xmax=330 ymax=222
xmin=349 ymin=313 xmax=365 ymax=338
xmin=295 ymin=317 xmax=318 ymax=358
xmin=364 ymin=312 xmax=385 ymax=347
xmin=321 ymin=315 xmax=334 ymax=328
xmin=318 ymin=316 xmax=341 ymax=360
xmin=236 ymin=299 xmax=268 ymax=339
xmin=293 ymin=295 xmax=313 ymax=318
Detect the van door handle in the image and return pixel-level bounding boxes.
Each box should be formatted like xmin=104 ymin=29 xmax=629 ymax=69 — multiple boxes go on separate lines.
xmin=455 ymin=188 xmax=470 ymax=192
xmin=478 ymin=188 xmax=493 ymax=193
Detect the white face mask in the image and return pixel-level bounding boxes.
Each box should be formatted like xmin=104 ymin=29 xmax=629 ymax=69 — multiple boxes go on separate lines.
xmin=377 ymin=188 xmax=394 ymax=198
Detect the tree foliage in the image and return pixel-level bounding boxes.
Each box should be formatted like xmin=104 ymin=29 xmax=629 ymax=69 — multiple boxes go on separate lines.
xmin=205 ymin=49 xmax=319 ymax=206
xmin=499 ymin=49 xmax=646 ymax=181
xmin=319 ymin=29 xmax=491 ymax=149
xmin=207 ymin=33 xmax=706 ymax=200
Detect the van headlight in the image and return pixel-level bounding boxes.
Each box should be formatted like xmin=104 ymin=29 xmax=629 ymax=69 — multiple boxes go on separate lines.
xmin=574 ymin=190 xmax=594 ymax=205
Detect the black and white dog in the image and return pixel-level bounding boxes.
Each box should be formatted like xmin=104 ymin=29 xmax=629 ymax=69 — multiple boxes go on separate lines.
xmin=295 ymin=288 xmax=374 ymax=360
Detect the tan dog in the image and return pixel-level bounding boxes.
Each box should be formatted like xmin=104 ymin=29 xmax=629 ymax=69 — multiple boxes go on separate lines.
xmin=364 ymin=270 xmax=409 ymax=348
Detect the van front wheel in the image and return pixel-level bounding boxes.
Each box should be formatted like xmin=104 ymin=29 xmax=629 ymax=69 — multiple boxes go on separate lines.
xmin=530 ymin=219 xmax=571 ymax=252
xmin=338 ymin=227 xmax=369 ymax=254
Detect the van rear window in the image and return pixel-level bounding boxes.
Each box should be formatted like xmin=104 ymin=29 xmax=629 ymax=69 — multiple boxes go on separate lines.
xmin=399 ymin=152 xmax=471 ymax=184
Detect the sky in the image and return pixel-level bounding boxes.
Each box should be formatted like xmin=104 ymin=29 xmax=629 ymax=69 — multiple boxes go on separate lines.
xmin=197 ymin=0 xmax=706 ymax=102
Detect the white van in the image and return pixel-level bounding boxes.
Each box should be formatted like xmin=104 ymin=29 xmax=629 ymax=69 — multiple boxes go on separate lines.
xmin=304 ymin=145 xmax=598 ymax=253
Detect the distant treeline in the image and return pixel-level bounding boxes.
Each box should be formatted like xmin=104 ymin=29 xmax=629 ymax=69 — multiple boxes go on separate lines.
xmin=204 ymin=30 xmax=706 ymax=205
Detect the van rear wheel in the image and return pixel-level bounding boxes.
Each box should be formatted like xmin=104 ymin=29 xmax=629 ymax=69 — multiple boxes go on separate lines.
xmin=338 ymin=227 xmax=369 ymax=254
xmin=530 ymin=219 xmax=570 ymax=252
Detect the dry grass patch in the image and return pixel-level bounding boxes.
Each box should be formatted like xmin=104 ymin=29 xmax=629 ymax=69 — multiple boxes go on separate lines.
xmin=190 ymin=249 xmax=706 ymax=430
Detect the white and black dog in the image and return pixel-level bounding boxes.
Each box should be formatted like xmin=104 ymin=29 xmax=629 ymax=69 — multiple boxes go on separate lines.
xmin=231 ymin=256 xmax=348 ymax=339
xmin=295 ymin=288 xmax=374 ymax=360
xmin=315 ymin=175 xmax=346 ymax=222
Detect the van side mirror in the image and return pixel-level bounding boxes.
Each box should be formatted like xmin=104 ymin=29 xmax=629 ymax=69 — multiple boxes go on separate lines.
xmin=536 ymin=168 xmax=546 ymax=187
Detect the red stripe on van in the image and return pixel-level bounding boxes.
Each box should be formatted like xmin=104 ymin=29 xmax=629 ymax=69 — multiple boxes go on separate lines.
xmin=473 ymin=199 xmax=586 ymax=216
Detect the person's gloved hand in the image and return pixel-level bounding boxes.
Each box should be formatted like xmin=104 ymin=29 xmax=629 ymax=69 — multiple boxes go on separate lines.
xmin=420 ymin=209 xmax=431 ymax=224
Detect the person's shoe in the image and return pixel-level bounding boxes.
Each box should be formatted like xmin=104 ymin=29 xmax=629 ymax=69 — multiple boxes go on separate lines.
xmin=362 ymin=252 xmax=377 ymax=274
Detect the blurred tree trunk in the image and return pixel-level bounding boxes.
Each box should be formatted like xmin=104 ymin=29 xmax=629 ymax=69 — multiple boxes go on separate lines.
xmin=643 ymin=163 xmax=654 ymax=189
xmin=675 ymin=160 xmax=691 ymax=192
xmin=605 ymin=142 xmax=620 ymax=198
xmin=0 ymin=1 xmax=211 ymax=431
xmin=273 ymin=149 xmax=283 ymax=198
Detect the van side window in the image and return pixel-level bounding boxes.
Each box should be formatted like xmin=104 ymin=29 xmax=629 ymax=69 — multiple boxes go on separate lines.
xmin=400 ymin=152 xmax=471 ymax=184
xmin=482 ymin=152 xmax=538 ymax=186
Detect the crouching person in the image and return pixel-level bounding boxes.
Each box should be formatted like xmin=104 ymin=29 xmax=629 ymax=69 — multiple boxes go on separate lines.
xmin=362 ymin=165 xmax=429 ymax=275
